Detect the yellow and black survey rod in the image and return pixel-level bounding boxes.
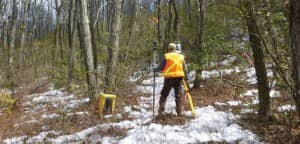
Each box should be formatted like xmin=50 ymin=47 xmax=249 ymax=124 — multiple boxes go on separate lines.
xmin=182 ymin=79 xmax=196 ymax=118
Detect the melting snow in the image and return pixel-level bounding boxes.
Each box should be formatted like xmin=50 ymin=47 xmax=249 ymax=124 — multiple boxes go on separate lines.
xmin=2 ymin=61 xmax=263 ymax=144
xmin=227 ymin=101 xmax=242 ymax=106
xmin=278 ymin=105 xmax=296 ymax=112
xmin=201 ymin=67 xmax=241 ymax=80
xmin=240 ymin=109 xmax=254 ymax=114
xmin=119 ymin=106 xmax=259 ymax=144
xmin=270 ymin=90 xmax=280 ymax=98
xmin=240 ymin=89 xmax=258 ymax=97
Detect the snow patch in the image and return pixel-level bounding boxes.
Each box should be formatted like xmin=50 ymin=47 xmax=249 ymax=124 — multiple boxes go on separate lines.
xmin=201 ymin=67 xmax=241 ymax=80
xmin=278 ymin=105 xmax=296 ymax=112
xmin=227 ymin=101 xmax=242 ymax=106
xmin=240 ymin=89 xmax=257 ymax=97
xmin=270 ymin=90 xmax=280 ymax=98
xmin=3 ymin=136 xmax=28 ymax=144
xmin=119 ymin=106 xmax=260 ymax=144
xmin=240 ymin=109 xmax=254 ymax=114
xmin=41 ymin=113 xmax=59 ymax=119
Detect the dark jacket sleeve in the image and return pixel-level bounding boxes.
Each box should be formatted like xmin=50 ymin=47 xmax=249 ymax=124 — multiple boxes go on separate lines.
xmin=153 ymin=58 xmax=166 ymax=72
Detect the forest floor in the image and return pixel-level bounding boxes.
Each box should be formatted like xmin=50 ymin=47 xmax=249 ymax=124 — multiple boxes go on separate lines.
xmin=1 ymin=55 xmax=300 ymax=143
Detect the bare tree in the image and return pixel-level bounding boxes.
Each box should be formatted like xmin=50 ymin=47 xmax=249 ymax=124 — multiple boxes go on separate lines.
xmin=0 ymin=0 xmax=3 ymax=35
xmin=172 ymin=0 xmax=179 ymax=39
xmin=289 ymin=0 xmax=300 ymax=121
xmin=30 ymin=0 xmax=37 ymax=45
xmin=194 ymin=0 xmax=206 ymax=88
xmin=78 ymin=0 xmax=97 ymax=97
xmin=0 ymin=0 xmax=3 ymax=61
xmin=53 ymin=0 xmax=63 ymax=62
xmin=19 ymin=0 xmax=30 ymax=66
xmin=264 ymin=0 xmax=278 ymax=57
xmin=7 ymin=0 xmax=18 ymax=85
xmin=3 ymin=0 xmax=8 ymax=51
xmin=89 ymin=0 xmax=98 ymax=70
xmin=245 ymin=0 xmax=270 ymax=120
xmin=67 ymin=0 xmax=78 ymax=87
xmin=105 ymin=0 xmax=122 ymax=89
xmin=124 ymin=0 xmax=137 ymax=61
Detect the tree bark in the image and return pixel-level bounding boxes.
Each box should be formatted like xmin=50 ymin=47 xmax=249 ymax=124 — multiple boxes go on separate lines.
xmin=264 ymin=0 xmax=278 ymax=57
xmin=187 ymin=0 xmax=191 ymax=25
xmin=124 ymin=0 xmax=137 ymax=61
xmin=67 ymin=0 xmax=78 ymax=87
xmin=105 ymin=0 xmax=122 ymax=90
xmin=245 ymin=0 xmax=270 ymax=120
xmin=89 ymin=0 xmax=98 ymax=70
xmin=289 ymin=0 xmax=300 ymax=121
xmin=7 ymin=0 xmax=18 ymax=85
xmin=59 ymin=18 xmax=65 ymax=60
xmin=172 ymin=0 xmax=178 ymax=39
xmin=163 ymin=0 xmax=173 ymax=53
xmin=157 ymin=0 xmax=161 ymax=44
xmin=194 ymin=0 xmax=206 ymax=88
xmin=0 ymin=0 xmax=5 ymax=67
xmin=19 ymin=0 xmax=30 ymax=67
xmin=78 ymin=0 xmax=97 ymax=98
xmin=47 ymin=0 xmax=53 ymax=33
xmin=0 ymin=0 xmax=3 ymax=39
xmin=1 ymin=0 xmax=8 ymax=50
xmin=54 ymin=0 xmax=62 ymax=62
xmin=31 ymin=0 xmax=37 ymax=45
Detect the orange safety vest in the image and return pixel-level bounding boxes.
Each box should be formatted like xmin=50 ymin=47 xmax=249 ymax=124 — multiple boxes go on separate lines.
xmin=161 ymin=52 xmax=185 ymax=78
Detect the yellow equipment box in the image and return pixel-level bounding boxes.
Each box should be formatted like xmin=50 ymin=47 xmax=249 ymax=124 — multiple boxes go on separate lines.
xmin=99 ymin=94 xmax=116 ymax=116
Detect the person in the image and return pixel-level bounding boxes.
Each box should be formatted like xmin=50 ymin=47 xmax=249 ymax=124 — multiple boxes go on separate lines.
xmin=153 ymin=43 xmax=188 ymax=117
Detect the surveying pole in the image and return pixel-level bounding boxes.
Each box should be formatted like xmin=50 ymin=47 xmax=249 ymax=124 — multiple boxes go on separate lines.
xmin=152 ymin=41 xmax=158 ymax=117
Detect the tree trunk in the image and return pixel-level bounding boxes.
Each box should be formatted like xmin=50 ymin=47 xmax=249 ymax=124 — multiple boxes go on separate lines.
xmin=245 ymin=0 xmax=270 ymax=120
xmin=31 ymin=0 xmax=37 ymax=45
xmin=106 ymin=0 xmax=112 ymax=32
xmin=194 ymin=0 xmax=206 ymax=88
xmin=54 ymin=0 xmax=61 ymax=62
xmin=47 ymin=0 xmax=53 ymax=33
xmin=19 ymin=0 xmax=30 ymax=67
xmin=172 ymin=0 xmax=178 ymax=39
xmin=89 ymin=0 xmax=98 ymax=70
xmin=0 ymin=0 xmax=2 ymax=40
xmin=0 ymin=0 xmax=5 ymax=67
xmin=105 ymin=0 xmax=122 ymax=90
xmin=1 ymin=0 xmax=8 ymax=50
xmin=289 ymin=0 xmax=300 ymax=121
xmin=124 ymin=0 xmax=137 ymax=61
xmin=59 ymin=22 xmax=64 ymax=60
xmin=67 ymin=0 xmax=78 ymax=87
xmin=163 ymin=0 xmax=173 ymax=52
xmin=157 ymin=0 xmax=161 ymax=44
xmin=7 ymin=0 xmax=18 ymax=85
xmin=78 ymin=0 xmax=97 ymax=98
xmin=187 ymin=0 xmax=191 ymax=25
xmin=264 ymin=0 xmax=278 ymax=57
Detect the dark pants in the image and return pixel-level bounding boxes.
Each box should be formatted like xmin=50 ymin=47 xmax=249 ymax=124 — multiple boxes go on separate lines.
xmin=158 ymin=77 xmax=183 ymax=115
